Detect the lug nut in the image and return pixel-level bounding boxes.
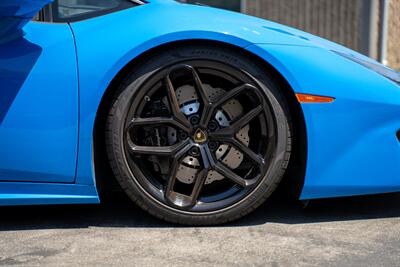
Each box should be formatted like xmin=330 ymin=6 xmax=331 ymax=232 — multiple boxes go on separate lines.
xmin=208 ymin=121 xmax=218 ymax=131
xmin=189 ymin=115 xmax=200 ymax=125
xmin=208 ymin=141 xmax=219 ymax=150
xmin=179 ymin=131 xmax=188 ymax=140
xmin=189 ymin=147 xmax=200 ymax=156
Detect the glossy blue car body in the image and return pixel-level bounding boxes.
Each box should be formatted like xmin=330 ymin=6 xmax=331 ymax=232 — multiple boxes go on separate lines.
xmin=0 ymin=0 xmax=399 ymax=206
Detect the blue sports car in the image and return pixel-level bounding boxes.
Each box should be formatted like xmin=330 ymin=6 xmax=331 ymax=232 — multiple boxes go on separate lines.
xmin=1 ymin=0 xmax=400 ymax=225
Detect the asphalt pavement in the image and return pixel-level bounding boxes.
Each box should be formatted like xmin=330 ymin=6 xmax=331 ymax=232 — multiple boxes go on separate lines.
xmin=1 ymin=191 xmax=400 ymax=267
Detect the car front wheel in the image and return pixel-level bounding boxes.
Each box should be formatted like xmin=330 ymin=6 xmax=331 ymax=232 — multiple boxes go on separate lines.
xmin=106 ymin=45 xmax=292 ymax=225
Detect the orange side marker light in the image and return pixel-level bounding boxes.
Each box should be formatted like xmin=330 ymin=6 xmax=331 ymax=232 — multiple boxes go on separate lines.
xmin=296 ymin=93 xmax=335 ymax=103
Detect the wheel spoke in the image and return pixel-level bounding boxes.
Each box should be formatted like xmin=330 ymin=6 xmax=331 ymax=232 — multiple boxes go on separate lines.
xmin=187 ymin=65 xmax=211 ymax=109
xmin=186 ymin=145 xmax=215 ymax=205
xmin=165 ymin=69 xmax=191 ymax=129
xmin=182 ymin=65 xmax=213 ymax=128
xmin=164 ymin=157 xmax=182 ymax=205
xmin=200 ymin=84 xmax=260 ymax=128
xmin=187 ymin=169 xmax=209 ymax=206
xmin=164 ymin=144 xmax=216 ymax=208
xmin=213 ymin=162 xmax=248 ymax=187
xmin=210 ymin=105 xmax=263 ymax=139
xmin=224 ymin=138 xmax=265 ymax=165
xmin=164 ymin=141 xmax=193 ymax=206
xmin=230 ymin=105 xmax=264 ymax=132
xmin=166 ymin=64 xmax=216 ymax=128
xmin=213 ymin=84 xmax=257 ymax=108
xmin=127 ymin=139 xmax=191 ymax=157
xmin=199 ymin=144 xmax=216 ymax=169
xmin=128 ymin=117 xmax=191 ymax=133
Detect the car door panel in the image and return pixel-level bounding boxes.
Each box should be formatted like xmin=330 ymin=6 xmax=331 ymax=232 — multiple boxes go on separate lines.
xmin=0 ymin=22 xmax=78 ymax=183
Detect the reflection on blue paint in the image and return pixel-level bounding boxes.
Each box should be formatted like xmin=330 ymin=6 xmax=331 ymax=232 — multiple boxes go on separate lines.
xmin=262 ymin=26 xmax=310 ymax=41
xmin=0 ymin=0 xmax=53 ymax=43
xmin=0 ymin=0 xmax=52 ymax=123
xmin=0 ymin=38 xmax=42 ymax=123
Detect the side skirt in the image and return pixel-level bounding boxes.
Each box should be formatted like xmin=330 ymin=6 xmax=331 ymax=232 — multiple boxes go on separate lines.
xmin=0 ymin=182 xmax=100 ymax=206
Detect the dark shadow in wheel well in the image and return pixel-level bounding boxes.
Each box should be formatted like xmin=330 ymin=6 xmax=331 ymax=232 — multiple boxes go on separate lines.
xmin=93 ymin=40 xmax=307 ymax=200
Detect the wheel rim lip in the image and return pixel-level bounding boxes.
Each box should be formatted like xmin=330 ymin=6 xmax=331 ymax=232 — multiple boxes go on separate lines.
xmin=121 ymin=59 xmax=280 ymax=214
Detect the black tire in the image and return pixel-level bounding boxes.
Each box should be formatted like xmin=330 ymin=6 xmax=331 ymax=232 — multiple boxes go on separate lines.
xmin=106 ymin=45 xmax=292 ymax=225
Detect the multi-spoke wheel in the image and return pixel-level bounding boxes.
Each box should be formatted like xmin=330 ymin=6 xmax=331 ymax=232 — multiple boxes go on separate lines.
xmin=106 ymin=45 xmax=291 ymax=225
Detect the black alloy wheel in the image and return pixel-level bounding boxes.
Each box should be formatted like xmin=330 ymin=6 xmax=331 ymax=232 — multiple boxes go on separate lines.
xmin=106 ymin=45 xmax=292 ymax=225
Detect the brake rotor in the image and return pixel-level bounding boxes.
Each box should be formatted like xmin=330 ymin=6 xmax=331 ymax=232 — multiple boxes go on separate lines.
xmin=173 ymin=84 xmax=250 ymax=185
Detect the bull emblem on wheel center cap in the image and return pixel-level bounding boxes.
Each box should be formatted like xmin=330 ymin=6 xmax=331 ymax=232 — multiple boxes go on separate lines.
xmin=194 ymin=128 xmax=207 ymax=144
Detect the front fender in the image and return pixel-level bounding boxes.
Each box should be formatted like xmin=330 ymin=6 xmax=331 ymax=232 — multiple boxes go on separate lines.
xmin=247 ymin=44 xmax=400 ymax=199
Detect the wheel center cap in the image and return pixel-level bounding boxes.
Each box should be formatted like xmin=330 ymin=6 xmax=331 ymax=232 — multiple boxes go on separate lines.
xmin=193 ymin=128 xmax=207 ymax=144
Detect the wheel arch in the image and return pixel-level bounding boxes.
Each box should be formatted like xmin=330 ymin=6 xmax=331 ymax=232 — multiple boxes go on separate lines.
xmin=93 ymin=39 xmax=307 ymax=199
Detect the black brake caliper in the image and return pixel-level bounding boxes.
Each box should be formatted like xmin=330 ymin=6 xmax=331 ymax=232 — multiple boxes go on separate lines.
xmin=143 ymin=98 xmax=175 ymax=177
